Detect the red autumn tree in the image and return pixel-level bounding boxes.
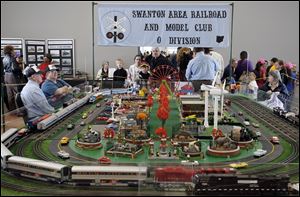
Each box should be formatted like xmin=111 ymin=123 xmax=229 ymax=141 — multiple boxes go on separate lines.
xmin=155 ymin=127 xmax=167 ymax=138
xmin=160 ymin=96 xmax=169 ymax=110
xmin=159 ymin=83 xmax=168 ymax=96
xmin=157 ymin=106 xmax=169 ymax=127
xmin=147 ymin=94 xmax=153 ymax=114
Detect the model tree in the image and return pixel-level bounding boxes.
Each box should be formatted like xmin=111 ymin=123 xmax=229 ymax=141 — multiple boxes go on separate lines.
xmin=157 ymin=83 xmax=170 ymax=127
xmin=147 ymin=94 xmax=153 ymax=114
xmin=157 ymin=106 xmax=169 ymax=128
xmin=155 ymin=127 xmax=167 ymax=138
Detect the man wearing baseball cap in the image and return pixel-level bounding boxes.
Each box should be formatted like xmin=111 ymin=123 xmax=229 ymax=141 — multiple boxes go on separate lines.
xmin=21 ymin=65 xmax=55 ymax=123
xmin=41 ymin=64 xmax=74 ymax=109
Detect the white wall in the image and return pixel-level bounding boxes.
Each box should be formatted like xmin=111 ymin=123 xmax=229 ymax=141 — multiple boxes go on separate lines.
xmin=1 ymin=1 xmax=299 ymax=79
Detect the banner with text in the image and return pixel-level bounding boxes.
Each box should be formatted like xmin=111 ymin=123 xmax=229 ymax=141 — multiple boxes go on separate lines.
xmin=97 ymin=4 xmax=231 ymax=47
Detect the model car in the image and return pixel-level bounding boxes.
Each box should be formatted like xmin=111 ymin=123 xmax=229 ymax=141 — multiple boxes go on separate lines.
xmin=96 ymin=103 xmax=101 ymax=107
xmin=104 ymin=106 xmax=112 ymax=112
xmin=97 ymin=116 xmax=109 ymax=121
xmin=229 ymin=162 xmax=248 ymax=169
xmin=255 ymin=131 xmax=261 ymax=137
xmin=244 ymin=121 xmax=250 ymax=126
xmin=99 ymin=112 xmax=111 ymax=117
xmin=98 ymin=156 xmax=111 ymax=164
xmin=238 ymin=111 xmax=243 ymax=116
xmin=82 ymin=112 xmax=87 ymax=119
xmin=57 ymin=150 xmax=70 ymax=159
xmin=270 ymin=136 xmax=280 ymax=144
xmin=67 ymin=124 xmax=74 ymax=130
xmin=252 ymin=123 xmax=260 ymax=128
xmin=60 ymin=137 xmax=69 ymax=145
xmin=106 ymin=123 xmax=118 ymax=130
xmin=253 ymin=149 xmax=267 ymax=157
xmin=80 ymin=121 xmax=85 ymax=126
xmin=181 ymin=160 xmax=199 ymax=166
xmin=105 ymin=101 xmax=112 ymax=106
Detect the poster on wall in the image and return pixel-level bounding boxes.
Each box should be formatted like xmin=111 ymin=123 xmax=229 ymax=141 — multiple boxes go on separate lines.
xmin=97 ymin=4 xmax=232 ymax=47
xmin=1 ymin=38 xmax=24 ymax=59
xmin=25 ymin=40 xmax=46 ymax=67
xmin=47 ymin=39 xmax=75 ymax=77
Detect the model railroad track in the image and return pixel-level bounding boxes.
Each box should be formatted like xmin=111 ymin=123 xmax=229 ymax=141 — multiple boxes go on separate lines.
xmin=32 ymin=103 xmax=92 ymax=161
xmin=14 ymin=135 xmax=32 ymax=157
xmin=229 ymin=96 xmax=299 ymax=175
xmin=230 ymin=96 xmax=298 ymax=140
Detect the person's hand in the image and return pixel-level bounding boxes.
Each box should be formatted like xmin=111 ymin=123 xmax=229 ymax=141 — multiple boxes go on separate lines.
xmin=273 ymin=91 xmax=280 ymax=96
xmin=61 ymin=86 xmax=69 ymax=94
xmin=266 ymin=90 xmax=272 ymax=95
xmin=67 ymin=86 xmax=73 ymax=93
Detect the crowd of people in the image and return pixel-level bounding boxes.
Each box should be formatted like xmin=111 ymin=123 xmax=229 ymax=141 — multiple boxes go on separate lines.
xmin=1 ymin=44 xmax=298 ymax=127
xmin=95 ymin=47 xmax=297 ymax=111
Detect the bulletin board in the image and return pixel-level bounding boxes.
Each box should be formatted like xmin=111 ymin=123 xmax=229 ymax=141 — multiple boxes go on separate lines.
xmin=47 ymin=39 xmax=75 ymax=77
xmin=24 ymin=39 xmax=46 ymax=67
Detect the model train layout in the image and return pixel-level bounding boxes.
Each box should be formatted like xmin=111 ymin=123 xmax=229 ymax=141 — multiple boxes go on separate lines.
xmin=1 ymin=82 xmax=299 ymax=195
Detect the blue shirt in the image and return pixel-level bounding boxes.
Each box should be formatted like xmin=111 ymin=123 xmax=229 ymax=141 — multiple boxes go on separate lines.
xmin=21 ymin=80 xmax=54 ymax=121
xmin=41 ymin=79 xmax=73 ymax=109
xmin=185 ymin=52 xmax=220 ymax=81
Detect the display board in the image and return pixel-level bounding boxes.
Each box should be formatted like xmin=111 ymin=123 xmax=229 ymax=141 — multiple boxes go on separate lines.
xmin=24 ymin=40 xmax=46 ymax=67
xmin=47 ymin=39 xmax=75 ymax=77
xmin=1 ymin=38 xmax=24 ymax=59
xmin=97 ymin=4 xmax=232 ymax=47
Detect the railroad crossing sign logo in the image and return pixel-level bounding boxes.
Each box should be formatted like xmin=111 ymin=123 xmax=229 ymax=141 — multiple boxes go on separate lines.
xmin=102 ymin=11 xmax=131 ymax=43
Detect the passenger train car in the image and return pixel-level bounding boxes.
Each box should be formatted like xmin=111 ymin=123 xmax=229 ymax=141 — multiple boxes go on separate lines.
xmin=1 ymin=128 xmax=28 ymax=148
xmin=71 ymin=165 xmax=148 ymax=186
xmin=6 ymin=156 xmax=70 ymax=183
xmin=1 ymin=128 xmax=19 ymax=148
xmin=1 ymin=143 xmax=13 ymax=169
xmin=37 ymin=93 xmax=92 ymax=130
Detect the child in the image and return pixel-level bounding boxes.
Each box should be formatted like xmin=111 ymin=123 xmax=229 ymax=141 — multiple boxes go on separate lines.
xmin=96 ymin=61 xmax=109 ymax=80
xmin=113 ymin=58 xmax=127 ymax=88
xmin=138 ymin=63 xmax=150 ymax=87
xmin=248 ymin=72 xmax=258 ymax=99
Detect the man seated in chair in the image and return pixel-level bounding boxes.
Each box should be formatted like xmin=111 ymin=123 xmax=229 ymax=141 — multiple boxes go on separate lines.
xmin=41 ymin=64 xmax=74 ymax=109
xmin=21 ymin=65 xmax=55 ymax=128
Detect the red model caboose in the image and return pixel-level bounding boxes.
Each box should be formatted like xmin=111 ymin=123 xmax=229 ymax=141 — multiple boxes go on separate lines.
xmin=154 ymin=166 xmax=195 ymax=183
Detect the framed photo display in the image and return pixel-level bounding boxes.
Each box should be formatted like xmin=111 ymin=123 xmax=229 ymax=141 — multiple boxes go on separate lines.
xmin=47 ymin=39 xmax=75 ymax=77
xmin=1 ymin=38 xmax=24 ymax=59
xmin=25 ymin=40 xmax=46 ymax=66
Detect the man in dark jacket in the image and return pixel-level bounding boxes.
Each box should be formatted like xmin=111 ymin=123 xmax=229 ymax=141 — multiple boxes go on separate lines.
xmin=145 ymin=47 xmax=172 ymax=71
